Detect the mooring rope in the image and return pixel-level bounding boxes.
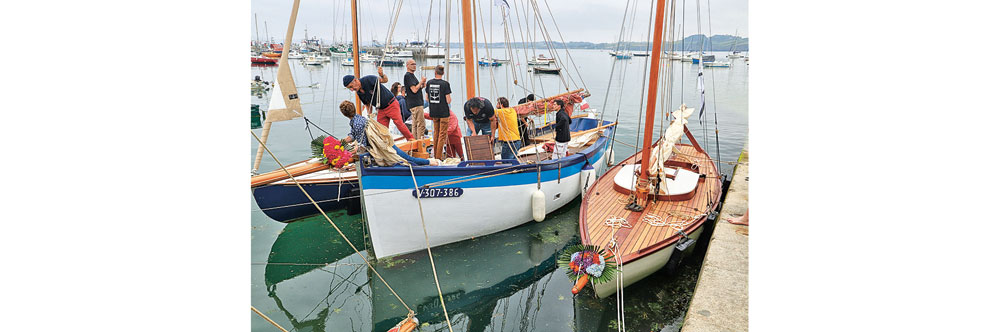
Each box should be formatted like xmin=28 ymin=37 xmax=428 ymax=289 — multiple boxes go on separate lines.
xmin=251 ymin=131 xmax=415 ymax=317
xmin=251 ymin=306 xmax=290 ymax=332
xmin=405 ymin=163 xmax=456 ymax=332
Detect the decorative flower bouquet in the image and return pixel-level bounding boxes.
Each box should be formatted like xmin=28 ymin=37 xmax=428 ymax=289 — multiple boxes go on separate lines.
xmin=310 ymin=135 xmax=353 ymax=168
xmin=557 ymin=244 xmax=618 ymax=294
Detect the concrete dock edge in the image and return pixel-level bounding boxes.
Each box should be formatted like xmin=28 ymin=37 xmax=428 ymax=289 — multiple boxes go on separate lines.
xmin=681 ymin=142 xmax=749 ymax=332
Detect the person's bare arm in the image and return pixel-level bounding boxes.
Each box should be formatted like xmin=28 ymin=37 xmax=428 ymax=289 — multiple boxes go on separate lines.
xmin=445 ymin=94 xmax=452 ymax=104
xmin=377 ymin=67 xmax=388 ymax=83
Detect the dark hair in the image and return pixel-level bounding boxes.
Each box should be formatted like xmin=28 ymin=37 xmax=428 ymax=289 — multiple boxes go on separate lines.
xmin=554 ymin=99 xmax=565 ymax=109
xmin=525 ymin=94 xmax=535 ymax=101
xmin=339 ymin=101 xmax=356 ymax=118
xmin=390 ymin=82 xmax=402 ymax=95
xmin=435 ymin=65 xmax=445 ymax=75
xmin=497 ymin=97 xmax=509 ymax=108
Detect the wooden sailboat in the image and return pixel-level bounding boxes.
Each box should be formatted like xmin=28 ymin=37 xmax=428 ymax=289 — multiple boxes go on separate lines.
xmin=250 ymin=0 xmax=430 ymax=223
xmin=577 ymin=0 xmax=722 ymax=298
xmin=357 ymin=0 xmax=616 ymax=259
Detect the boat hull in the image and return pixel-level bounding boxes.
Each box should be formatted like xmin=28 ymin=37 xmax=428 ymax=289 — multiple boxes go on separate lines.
xmin=252 ymin=180 xmax=360 ymax=222
xmin=592 ymin=226 xmax=705 ymax=298
xmin=359 ymin=118 xmax=615 ymax=258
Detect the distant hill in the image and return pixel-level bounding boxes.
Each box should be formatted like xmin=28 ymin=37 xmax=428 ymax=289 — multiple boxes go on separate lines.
xmin=403 ymin=34 xmax=747 ymax=52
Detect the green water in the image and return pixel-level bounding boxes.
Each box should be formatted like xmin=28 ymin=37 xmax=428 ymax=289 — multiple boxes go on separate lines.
xmin=251 ymin=49 xmax=747 ymax=331
xmin=252 ymin=198 xmax=712 ymax=332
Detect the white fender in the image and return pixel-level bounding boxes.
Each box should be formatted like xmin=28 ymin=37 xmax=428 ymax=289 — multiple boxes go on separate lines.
xmin=531 ymin=189 xmax=546 ymax=222
xmin=580 ymin=164 xmax=596 ymax=194
xmin=606 ymin=149 xmax=616 ymax=167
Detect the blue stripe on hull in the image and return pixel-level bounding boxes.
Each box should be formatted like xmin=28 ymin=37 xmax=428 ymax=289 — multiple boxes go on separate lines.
xmin=359 ymin=118 xmax=615 ymax=189
xmin=252 ymin=181 xmax=360 ymax=222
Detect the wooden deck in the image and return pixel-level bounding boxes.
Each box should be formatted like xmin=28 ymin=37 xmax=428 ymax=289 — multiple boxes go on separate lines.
xmin=580 ymin=143 xmax=723 ymax=264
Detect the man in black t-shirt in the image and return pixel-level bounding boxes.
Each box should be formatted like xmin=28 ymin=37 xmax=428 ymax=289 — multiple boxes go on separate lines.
xmin=425 ymin=65 xmax=452 ymax=160
xmin=464 ymin=97 xmax=496 ymax=140
xmin=403 ymin=59 xmax=427 ymax=138
xmin=516 ymin=94 xmax=536 ymax=146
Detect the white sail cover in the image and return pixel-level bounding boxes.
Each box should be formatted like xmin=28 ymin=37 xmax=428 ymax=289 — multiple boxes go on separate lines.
xmin=264 ymin=52 xmax=303 ymax=122
xmin=648 ymin=104 xmax=694 ymax=184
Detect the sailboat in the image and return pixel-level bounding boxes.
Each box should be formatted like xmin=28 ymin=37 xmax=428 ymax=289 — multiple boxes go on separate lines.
xmin=250 ymin=0 xmax=430 ymax=223
xmin=356 ymin=0 xmax=616 ymax=259
xmin=577 ymin=0 xmax=723 ymax=298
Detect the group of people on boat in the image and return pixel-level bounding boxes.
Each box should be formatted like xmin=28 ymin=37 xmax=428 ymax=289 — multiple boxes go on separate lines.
xmin=340 ymin=63 xmax=576 ymax=166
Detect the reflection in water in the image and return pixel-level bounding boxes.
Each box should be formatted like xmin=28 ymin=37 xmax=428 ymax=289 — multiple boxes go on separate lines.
xmin=263 ymin=211 xmax=372 ymax=331
xmin=370 ymin=199 xmax=582 ymax=332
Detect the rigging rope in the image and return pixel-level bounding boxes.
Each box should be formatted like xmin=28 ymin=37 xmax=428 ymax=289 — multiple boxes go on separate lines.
xmin=250 ymin=131 xmax=415 ymax=317
xmin=251 ymin=306 xmax=290 ymax=332
xmin=405 ymin=163 xmax=455 ymax=332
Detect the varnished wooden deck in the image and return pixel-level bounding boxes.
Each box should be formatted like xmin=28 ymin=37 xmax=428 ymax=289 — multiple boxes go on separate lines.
xmin=580 ymin=143 xmax=723 ymax=264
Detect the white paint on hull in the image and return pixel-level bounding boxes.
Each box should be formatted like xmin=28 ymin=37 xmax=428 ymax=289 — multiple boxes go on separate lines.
xmin=364 ymin=155 xmax=604 ymax=258
xmin=593 ymin=226 xmax=704 ymax=298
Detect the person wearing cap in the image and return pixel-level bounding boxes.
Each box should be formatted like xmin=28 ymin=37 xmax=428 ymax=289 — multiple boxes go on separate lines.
xmin=343 ymin=67 xmax=415 ymax=141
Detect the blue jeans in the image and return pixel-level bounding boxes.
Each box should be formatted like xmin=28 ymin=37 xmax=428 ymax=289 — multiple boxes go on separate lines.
xmin=392 ymin=145 xmax=430 ymax=166
xmin=473 ymin=121 xmax=492 ymax=137
xmin=498 ymin=140 xmax=522 ymax=160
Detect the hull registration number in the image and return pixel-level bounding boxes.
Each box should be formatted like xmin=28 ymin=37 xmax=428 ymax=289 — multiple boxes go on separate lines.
xmin=412 ymin=187 xmax=464 ymax=198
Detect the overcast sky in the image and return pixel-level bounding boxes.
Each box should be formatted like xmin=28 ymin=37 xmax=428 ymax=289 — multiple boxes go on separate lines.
xmin=250 ymin=0 xmax=747 ymax=45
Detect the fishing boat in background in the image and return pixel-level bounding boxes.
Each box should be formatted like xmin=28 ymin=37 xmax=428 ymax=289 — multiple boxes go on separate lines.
xmin=704 ymin=61 xmax=731 ymax=68
xmin=692 ymin=54 xmax=715 ymax=64
xmin=613 ymin=51 xmax=633 ymax=59
xmin=477 ymin=58 xmax=501 ymax=66
xmin=384 ymin=49 xmax=413 ymax=58
xmin=532 ymin=66 xmax=562 ymax=74
xmin=447 ymin=54 xmax=464 ymax=64
xmin=634 ymin=51 xmax=650 ymax=57
xmin=340 ymin=58 xmax=353 ymax=66
xmin=376 ymin=58 xmax=404 ymax=66
xmin=252 ymin=56 xmax=278 ymax=64
xmin=302 ymin=56 xmax=324 ymax=66
xmin=577 ymin=0 xmax=723 ymax=299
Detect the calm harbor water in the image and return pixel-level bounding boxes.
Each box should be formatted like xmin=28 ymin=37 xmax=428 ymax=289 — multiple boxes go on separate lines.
xmin=251 ymin=49 xmax=748 ymax=331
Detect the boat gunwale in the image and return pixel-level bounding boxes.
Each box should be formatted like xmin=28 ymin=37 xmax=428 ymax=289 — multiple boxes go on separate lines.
xmin=578 ymin=142 xmax=722 ymax=266
xmin=357 ymin=119 xmax=616 ymax=177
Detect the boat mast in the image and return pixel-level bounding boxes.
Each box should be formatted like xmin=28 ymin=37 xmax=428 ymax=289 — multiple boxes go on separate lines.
xmin=636 ymin=0 xmax=670 ymax=201
xmin=460 ymin=0 xmax=477 ymax=100
xmin=350 ymin=0 xmax=362 ymax=109
xmin=252 ymin=0 xmax=303 ymax=173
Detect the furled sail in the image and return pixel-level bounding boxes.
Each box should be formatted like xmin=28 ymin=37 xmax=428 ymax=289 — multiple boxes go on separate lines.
xmin=647 ymin=104 xmax=694 ymax=185
xmin=264 ymin=56 xmax=303 ymax=122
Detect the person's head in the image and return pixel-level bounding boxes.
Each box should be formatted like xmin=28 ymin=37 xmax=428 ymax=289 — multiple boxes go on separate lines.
xmin=342 ymin=75 xmax=360 ymax=91
xmin=525 ymin=94 xmax=535 ymax=102
xmin=390 ymin=82 xmax=402 ymax=96
xmin=467 ymin=97 xmax=483 ymax=113
xmin=405 ymin=59 xmax=417 ymax=72
xmin=339 ymin=100 xmax=357 ymax=118
xmin=434 ymin=65 xmax=445 ymax=77
xmin=497 ymin=97 xmax=509 ymax=108
xmin=554 ymin=99 xmax=565 ymax=111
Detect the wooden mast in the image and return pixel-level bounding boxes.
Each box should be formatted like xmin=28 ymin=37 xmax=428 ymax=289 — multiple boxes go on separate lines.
xmin=253 ymin=0 xmax=303 ymax=173
xmin=350 ymin=0 xmax=362 ymax=109
xmin=460 ymin=0 xmax=477 ymax=100
xmin=636 ymin=0 xmax=669 ymax=201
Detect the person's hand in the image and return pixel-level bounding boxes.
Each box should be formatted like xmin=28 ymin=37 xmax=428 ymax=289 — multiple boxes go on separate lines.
xmin=420 ymin=77 xmax=427 ymax=86
xmin=378 ymin=66 xmax=385 ymax=77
